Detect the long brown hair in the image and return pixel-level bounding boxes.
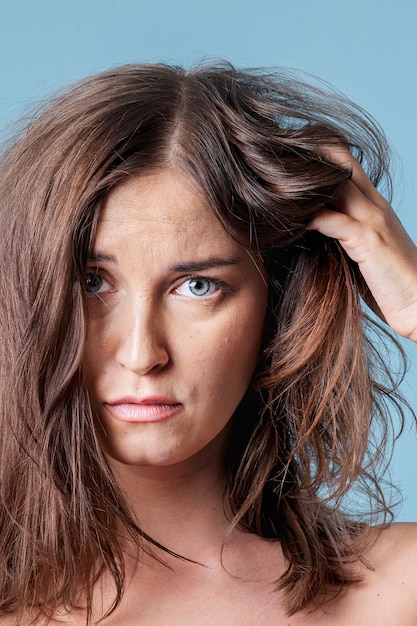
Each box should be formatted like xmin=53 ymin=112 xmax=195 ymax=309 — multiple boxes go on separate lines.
xmin=0 ymin=61 xmax=408 ymax=622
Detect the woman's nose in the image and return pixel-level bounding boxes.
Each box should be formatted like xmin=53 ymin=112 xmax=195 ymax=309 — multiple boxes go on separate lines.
xmin=115 ymin=296 xmax=170 ymax=375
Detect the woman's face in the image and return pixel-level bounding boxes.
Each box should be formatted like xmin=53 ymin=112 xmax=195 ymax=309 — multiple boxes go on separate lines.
xmin=83 ymin=171 xmax=268 ymax=470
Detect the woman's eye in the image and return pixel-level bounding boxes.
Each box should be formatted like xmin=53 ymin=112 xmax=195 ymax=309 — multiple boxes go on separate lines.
xmin=175 ymin=277 xmax=220 ymax=298
xmin=85 ymin=273 xmax=106 ymax=294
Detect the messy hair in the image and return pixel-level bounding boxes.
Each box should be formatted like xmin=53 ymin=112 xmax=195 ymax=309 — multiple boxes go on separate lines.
xmin=0 ymin=61 xmax=407 ymax=622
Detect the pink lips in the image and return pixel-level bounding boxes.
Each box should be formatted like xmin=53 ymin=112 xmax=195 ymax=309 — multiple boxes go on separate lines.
xmin=103 ymin=397 xmax=182 ymax=423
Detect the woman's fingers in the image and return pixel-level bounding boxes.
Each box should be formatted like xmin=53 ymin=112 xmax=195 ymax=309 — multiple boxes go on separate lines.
xmin=317 ymin=145 xmax=384 ymax=206
xmin=310 ymin=179 xmax=403 ymax=263
xmin=308 ymin=156 xmax=417 ymax=342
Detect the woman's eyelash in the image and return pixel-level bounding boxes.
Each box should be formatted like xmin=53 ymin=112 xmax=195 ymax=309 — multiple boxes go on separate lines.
xmin=175 ymin=276 xmax=232 ymax=297
xmin=84 ymin=272 xmax=233 ymax=299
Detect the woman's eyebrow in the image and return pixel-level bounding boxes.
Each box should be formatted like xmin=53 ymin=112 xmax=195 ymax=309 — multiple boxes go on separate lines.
xmin=88 ymin=251 xmax=118 ymax=264
xmin=167 ymin=257 xmax=240 ymax=273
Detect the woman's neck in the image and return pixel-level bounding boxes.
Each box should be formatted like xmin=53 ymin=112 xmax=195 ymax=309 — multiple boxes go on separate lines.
xmin=107 ymin=434 xmax=231 ymax=564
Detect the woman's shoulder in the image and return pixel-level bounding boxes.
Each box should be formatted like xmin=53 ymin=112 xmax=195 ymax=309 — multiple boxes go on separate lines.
xmin=362 ymin=522 xmax=417 ymax=622
xmin=288 ymin=523 xmax=417 ymax=626
xmin=369 ymin=521 xmax=417 ymax=574
xmin=371 ymin=521 xmax=417 ymax=585
xmin=316 ymin=522 xmax=417 ymax=625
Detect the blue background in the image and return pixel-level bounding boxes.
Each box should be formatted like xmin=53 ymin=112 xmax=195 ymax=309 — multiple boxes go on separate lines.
xmin=1 ymin=0 xmax=416 ymax=519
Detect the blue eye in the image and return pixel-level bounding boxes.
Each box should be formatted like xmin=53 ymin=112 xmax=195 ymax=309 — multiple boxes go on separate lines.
xmin=188 ymin=278 xmax=211 ymax=296
xmin=85 ymin=273 xmax=104 ymax=294
xmin=175 ymin=277 xmax=221 ymax=298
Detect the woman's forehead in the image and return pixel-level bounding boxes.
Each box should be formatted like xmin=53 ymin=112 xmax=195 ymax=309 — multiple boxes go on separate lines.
xmin=96 ymin=170 xmax=241 ymax=253
xmin=92 ymin=170 xmax=268 ymax=285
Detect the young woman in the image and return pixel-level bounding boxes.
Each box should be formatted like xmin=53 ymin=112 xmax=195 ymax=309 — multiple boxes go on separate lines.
xmin=1 ymin=61 xmax=417 ymax=625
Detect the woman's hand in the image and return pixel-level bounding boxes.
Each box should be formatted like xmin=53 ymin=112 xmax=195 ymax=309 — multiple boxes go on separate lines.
xmin=308 ymin=148 xmax=417 ymax=342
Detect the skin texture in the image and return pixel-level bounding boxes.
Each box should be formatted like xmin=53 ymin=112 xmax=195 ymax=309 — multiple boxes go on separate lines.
xmin=83 ymin=170 xmax=269 ymax=473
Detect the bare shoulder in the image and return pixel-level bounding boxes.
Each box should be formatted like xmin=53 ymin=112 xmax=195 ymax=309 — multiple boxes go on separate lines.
xmin=358 ymin=522 xmax=417 ymax=623
xmin=370 ymin=523 xmax=417 ymax=570
xmin=316 ymin=523 xmax=417 ymax=626
xmin=369 ymin=523 xmax=417 ymax=588
xmin=288 ymin=523 xmax=417 ymax=626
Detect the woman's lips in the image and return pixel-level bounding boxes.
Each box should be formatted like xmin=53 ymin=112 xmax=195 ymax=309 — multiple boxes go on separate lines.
xmin=103 ymin=398 xmax=182 ymax=423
